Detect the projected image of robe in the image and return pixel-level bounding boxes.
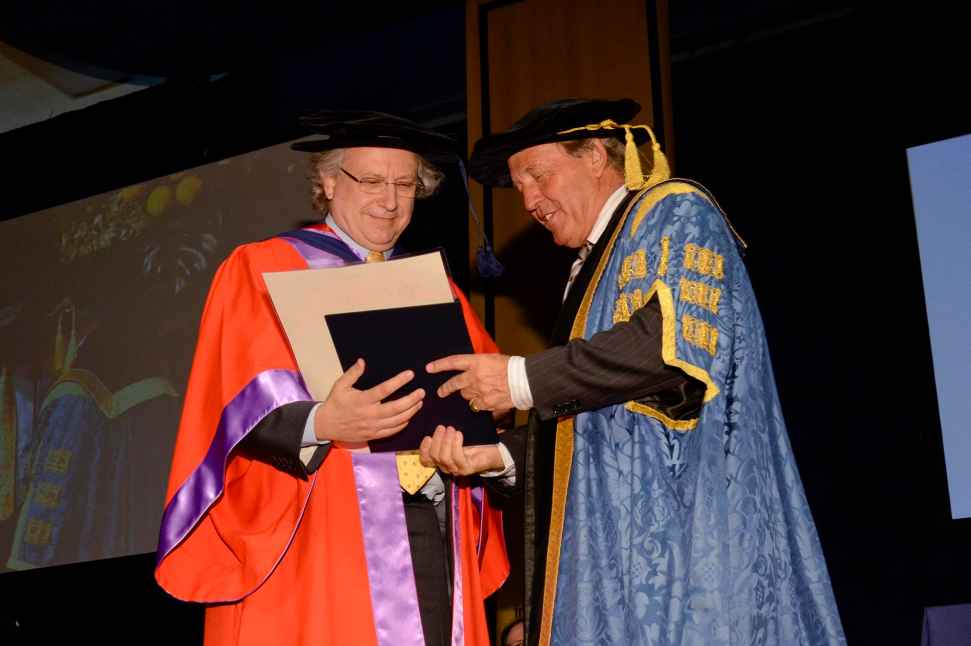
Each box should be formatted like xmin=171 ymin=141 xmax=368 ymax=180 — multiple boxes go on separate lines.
xmin=0 ymin=138 xmax=321 ymax=572
xmin=6 ymin=303 xmax=179 ymax=570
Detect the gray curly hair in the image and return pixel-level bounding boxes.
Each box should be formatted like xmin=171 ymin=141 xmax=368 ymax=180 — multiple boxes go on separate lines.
xmin=561 ymin=136 xmax=627 ymax=173
xmin=308 ymin=149 xmax=445 ymax=214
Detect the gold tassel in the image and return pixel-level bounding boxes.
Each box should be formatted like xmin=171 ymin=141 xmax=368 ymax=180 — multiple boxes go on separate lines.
xmin=559 ymin=119 xmax=670 ymax=191
xmin=623 ymin=128 xmax=646 ymax=190
xmin=53 ymin=313 xmax=65 ymax=374
xmin=645 ymin=140 xmax=670 ymax=188
xmin=63 ymin=307 xmax=78 ymax=373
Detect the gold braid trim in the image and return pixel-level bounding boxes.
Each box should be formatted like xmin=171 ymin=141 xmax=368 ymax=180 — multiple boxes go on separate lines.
xmin=538 ymin=418 xmax=575 ymax=646
xmin=41 ymin=369 xmax=177 ymax=420
xmin=557 ymin=119 xmax=670 ymax=190
xmin=651 ymin=281 xmax=719 ymax=402
xmin=629 ymin=181 xmax=712 ymax=239
xmin=537 ymin=185 xmax=650 ymax=646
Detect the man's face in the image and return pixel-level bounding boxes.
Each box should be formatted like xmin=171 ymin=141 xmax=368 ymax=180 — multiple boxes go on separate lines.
xmin=323 ymin=147 xmax=419 ymax=252
xmin=504 ymin=621 xmax=524 ymax=646
xmin=508 ymin=142 xmax=604 ymax=249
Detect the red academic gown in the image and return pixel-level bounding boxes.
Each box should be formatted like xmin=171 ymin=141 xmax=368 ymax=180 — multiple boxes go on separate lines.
xmin=155 ymin=227 xmax=508 ymax=646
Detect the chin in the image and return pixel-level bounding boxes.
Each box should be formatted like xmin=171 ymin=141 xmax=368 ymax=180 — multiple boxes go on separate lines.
xmin=366 ymin=231 xmax=398 ymax=248
xmin=552 ymin=232 xmax=577 ymax=248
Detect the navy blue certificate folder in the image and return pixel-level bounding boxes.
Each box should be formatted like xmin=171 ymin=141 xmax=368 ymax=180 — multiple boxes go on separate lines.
xmin=324 ymin=301 xmax=497 ymax=452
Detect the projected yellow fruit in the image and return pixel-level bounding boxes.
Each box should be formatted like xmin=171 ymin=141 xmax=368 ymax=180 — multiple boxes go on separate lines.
xmin=176 ymin=176 xmax=203 ymax=206
xmin=146 ymin=186 xmax=173 ymax=217
xmin=119 ymin=184 xmax=145 ymax=202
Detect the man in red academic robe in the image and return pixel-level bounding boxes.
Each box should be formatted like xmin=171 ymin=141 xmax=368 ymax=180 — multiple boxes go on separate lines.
xmin=155 ymin=112 xmax=518 ymax=646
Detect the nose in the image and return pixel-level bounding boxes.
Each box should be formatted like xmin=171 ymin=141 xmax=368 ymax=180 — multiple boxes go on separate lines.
xmin=520 ymin=182 xmax=543 ymax=217
xmin=381 ymin=183 xmax=399 ymax=211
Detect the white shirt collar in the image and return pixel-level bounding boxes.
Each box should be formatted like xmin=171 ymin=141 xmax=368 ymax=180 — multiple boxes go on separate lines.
xmin=325 ymin=214 xmax=388 ymax=261
xmin=585 ymin=185 xmax=629 ymax=247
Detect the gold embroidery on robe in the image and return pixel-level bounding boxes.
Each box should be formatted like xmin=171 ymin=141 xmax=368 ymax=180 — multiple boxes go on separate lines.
xmin=35 ymin=483 xmax=61 ymax=509
xmin=45 ymin=449 xmax=72 ymax=475
xmin=658 ymin=237 xmax=671 ymax=277
xmin=617 ymin=249 xmax=648 ymax=290
xmin=679 ymin=278 xmax=721 ymax=315
xmin=25 ymin=519 xmax=53 ymax=546
xmin=681 ymin=313 xmax=719 ymax=356
xmin=683 ymin=243 xmax=724 ymax=281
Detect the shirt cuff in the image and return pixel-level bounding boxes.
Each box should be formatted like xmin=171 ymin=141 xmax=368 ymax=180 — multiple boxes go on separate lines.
xmin=479 ymin=442 xmax=516 ymax=485
xmin=301 ymin=403 xmax=330 ymax=448
xmin=507 ymin=355 xmax=534 ymax=410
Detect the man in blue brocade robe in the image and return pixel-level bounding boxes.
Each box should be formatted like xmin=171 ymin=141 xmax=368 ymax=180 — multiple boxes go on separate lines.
xmin=5 ymin=306 xmax=179 ymax=571
xmin=425 ymin=98 xmax=846 ymax=646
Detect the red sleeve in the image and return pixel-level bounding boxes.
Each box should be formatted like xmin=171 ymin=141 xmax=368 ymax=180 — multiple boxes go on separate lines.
xmin=156 ymin=239 xmax=320 ymax=601
xmin=449 ymin=281 xmax=499 ymax=354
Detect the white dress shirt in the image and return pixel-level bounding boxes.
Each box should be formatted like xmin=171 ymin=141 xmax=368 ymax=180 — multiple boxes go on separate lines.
xmin=508 ymin=185 xmax=629 ymax=410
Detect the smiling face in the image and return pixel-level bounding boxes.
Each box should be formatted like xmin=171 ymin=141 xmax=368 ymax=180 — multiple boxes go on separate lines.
xmin=321 ymin=147 xmax=420 ymax=252
xmin=508 ymin=141 xmax=617 ymax=248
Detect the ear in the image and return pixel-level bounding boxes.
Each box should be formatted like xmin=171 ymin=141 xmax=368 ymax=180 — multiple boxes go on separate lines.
xmin=587 ymin=139 xmax=609 ymax=179
xmin=322 ymin=171 xmax=337 ymax=199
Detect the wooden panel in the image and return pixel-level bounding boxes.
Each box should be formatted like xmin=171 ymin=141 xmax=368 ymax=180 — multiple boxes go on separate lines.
xmin=467 ymin=0 xmax=669 ymax=359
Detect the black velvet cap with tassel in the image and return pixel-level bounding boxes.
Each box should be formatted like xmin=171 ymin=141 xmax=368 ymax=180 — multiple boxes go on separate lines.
xmin=469 ymin=98 xmax=670 ymax=190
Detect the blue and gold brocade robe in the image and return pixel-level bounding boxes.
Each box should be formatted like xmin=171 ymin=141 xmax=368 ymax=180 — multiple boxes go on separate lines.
xmin=539 ymin=180 xmax=846 ymax=646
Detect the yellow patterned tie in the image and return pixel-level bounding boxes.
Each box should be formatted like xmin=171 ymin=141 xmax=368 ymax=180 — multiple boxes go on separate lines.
xmin=366 ymin=250 xmax=385 ymax=263
xmin=395 ymin=451 xmax=437 ymax=495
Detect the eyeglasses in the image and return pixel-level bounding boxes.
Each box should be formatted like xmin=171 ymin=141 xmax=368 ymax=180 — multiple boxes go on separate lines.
xmin=340 ymin=168 xmax=424 ymax=198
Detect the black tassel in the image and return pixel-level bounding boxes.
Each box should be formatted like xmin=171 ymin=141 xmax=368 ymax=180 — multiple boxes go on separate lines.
xmin=458 ymin=161 xmax=504 ymax=278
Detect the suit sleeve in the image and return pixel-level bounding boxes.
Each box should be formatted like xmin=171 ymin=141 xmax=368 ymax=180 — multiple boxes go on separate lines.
xmin=239 ymin=401 xmax=331 ymax=478
xmin=482 ymin=427 xmax=526 ymax=502
xmin=525 ymin=298 xmax=704 ymax=421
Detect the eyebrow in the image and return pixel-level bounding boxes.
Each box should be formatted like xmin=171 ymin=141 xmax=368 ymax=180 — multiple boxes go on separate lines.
xmin=512 ymin=162 xmax=547 ymax=182
xmin=527 ymin=161 xmax=554 ymax=175
xmin=358 ymin=171 xmax=419 ymax=181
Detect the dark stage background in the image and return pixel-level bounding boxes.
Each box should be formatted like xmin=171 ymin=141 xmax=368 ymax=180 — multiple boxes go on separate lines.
xmin=0 ymin=2 xmax=968 ymax=644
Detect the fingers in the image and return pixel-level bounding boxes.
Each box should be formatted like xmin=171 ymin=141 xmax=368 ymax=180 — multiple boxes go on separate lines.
xmin=437 ymin=373 xmax=473 ymax=398
xmin=420 ymin=425 xmax=448 ymax=471
xmin=371 ymin=421 xmax=409 ymax=439
xmin=366 ymin=369 xmax=416 ymax=401
xmin=426 ymin=354 xmax=475 ymax=374
xmin=423 ymin=425 xmax=469 ymax=475
xmin=448 ymin=429 xmax=469 ymax=473
xmin=430 ymin=426 xmax=456 ymax=473
xmin=377 ymin=386 xmax=426 ymax=416
xmin=335 ymin=358 xmax=366 ymax=388
xmin=374 ymin=399 xmax=423 ymax=432
xmin=419 ymin=436 xmax=434 ymax=467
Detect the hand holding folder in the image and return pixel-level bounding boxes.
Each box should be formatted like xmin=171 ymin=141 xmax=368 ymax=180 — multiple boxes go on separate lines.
xmin=264 ymin=251 xmax=498 ymax=453
xmin=325 ymin=301 xmax=497 ymax=452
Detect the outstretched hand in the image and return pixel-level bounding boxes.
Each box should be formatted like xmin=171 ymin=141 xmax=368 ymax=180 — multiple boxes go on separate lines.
xmin=315 ymin=358 xmax=424 ymax=444
xmin=425 ymin=353 xmax=513 ymax=413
